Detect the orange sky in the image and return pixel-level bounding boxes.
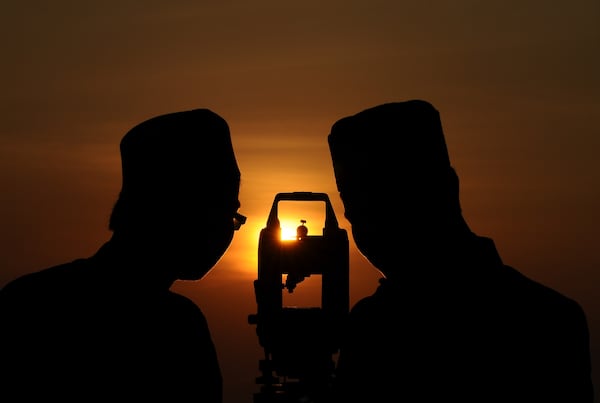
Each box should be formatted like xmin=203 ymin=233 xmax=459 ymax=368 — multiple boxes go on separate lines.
xmin=1 ymin=1 xmax=599 ymax=402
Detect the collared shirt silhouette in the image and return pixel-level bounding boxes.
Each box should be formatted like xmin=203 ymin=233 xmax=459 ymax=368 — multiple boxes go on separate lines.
xmin=0 ymin=109 xmax=245 ymax=402
xmin=327 ymin=100 xmax=593 ymax=402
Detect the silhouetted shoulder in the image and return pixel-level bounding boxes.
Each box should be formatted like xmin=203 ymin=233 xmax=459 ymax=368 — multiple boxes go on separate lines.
xmin=499 ymin=263 xmax=589 ymax=322
xmin=349 ymin=261 xmax=588 ymax=327
xmin=0 ymin=259 xmax=87 ymax=301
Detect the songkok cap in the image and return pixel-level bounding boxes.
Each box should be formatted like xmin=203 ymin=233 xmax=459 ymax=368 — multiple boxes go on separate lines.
xmin=119 ymin=108 xmax=240 ymax=195
xmin=328 ymin=100 xmax=450 ymax=193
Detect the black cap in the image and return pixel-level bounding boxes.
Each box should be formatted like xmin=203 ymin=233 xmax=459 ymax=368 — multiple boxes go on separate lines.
xmin=328 ymin=100 xmax=450 ymax=194
xmin=119 ymin=108 xmax=240 ymax=196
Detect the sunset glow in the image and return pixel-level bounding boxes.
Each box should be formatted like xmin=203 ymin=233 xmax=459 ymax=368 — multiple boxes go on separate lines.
xmin=1 ymin=1 xmax=598 ymax=402
xmin=277 ymin=201 xmax=327 ymax=240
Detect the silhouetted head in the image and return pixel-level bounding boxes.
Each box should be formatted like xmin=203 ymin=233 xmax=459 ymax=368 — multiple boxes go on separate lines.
xmin=109 ymin=108 xmax=242 ymax=280
xmin=328 ymin=100 xmax=466 ymax=276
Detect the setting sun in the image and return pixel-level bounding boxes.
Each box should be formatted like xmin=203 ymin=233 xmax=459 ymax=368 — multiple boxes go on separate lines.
xmin=277 ymin=200 xmax=327 ymax=240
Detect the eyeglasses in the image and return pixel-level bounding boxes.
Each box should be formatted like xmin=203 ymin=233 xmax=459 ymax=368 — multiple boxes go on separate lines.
xmin=233 ymin=212 xmax=247 ymax=231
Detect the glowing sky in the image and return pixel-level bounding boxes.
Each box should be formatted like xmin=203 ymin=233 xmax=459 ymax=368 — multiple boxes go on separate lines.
xmin=1 ymin=1 xmax=599 ymax=402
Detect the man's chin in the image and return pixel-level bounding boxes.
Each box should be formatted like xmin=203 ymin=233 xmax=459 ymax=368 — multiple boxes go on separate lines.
xmin=177 ymin=277 xmax=203 ymax=281
xmin=177 ymin=270 xmax=209 ymax=281
xmin=171 ymin=256 xmax=219 ymax=281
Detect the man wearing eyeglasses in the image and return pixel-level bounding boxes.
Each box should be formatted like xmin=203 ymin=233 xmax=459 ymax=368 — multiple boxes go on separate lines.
xmin=0 ymin=109 xmax=245 ymax=402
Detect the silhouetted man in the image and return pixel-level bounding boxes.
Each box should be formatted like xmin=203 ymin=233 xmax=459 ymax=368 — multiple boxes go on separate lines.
xmin=0 ymin=109 xmax=245 ymax=402
xmin=327 ymin=100 xmax=593 ymax=402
